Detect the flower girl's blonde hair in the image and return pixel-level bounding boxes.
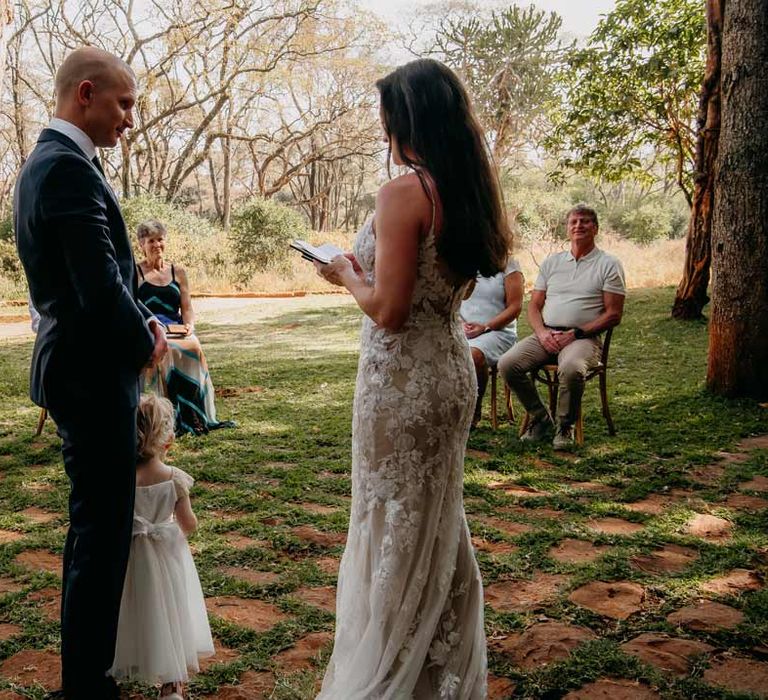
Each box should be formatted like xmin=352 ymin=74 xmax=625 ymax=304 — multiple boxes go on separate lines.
xmin=137 ymin=394 xmax=175 ymax=461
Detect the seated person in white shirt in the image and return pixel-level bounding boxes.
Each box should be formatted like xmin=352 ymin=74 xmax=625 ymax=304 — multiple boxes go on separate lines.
xmin=498 ymin=205 xmax=626 ymax=449
xmin=461 ymin=259 xmax=523 ymax=427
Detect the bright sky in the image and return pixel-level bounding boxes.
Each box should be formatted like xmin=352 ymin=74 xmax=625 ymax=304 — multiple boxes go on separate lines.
xmin=358 ymin=0 xmax=617 ymax=38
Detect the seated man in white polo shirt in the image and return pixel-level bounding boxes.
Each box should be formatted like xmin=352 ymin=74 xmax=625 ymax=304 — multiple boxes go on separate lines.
xmin=499 ymin=204 xmax=626 ymax=449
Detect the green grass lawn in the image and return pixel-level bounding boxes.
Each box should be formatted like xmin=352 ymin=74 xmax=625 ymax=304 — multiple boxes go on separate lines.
xmin=1 ymin=287 xmax=767 ymax=699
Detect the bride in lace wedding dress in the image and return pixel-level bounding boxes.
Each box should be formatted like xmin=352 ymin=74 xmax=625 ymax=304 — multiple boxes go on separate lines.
xmin=314 ymin=59 xmax=511 ymax=700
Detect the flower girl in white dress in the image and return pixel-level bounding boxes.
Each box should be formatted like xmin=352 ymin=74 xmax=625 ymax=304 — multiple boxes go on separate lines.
xmin=110 ymin=395 xmax=214 ymax=699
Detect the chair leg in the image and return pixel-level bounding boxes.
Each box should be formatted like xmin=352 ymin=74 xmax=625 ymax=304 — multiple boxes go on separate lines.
xmin=35 ymin=408 xmax=47 ymax=436
xmin=575 ymin=406 xmax=584 ymax=446
xmin=599 ymin=372 xmax=616 ymax=436
xmin=547 ymin=375 xmax=558 ymax=423
xmin=490 ymin=367 xmax=498 ymax=430
xmin=520 ymin=411 xmax=530 ymax=437
xmin=504 ymin=382 xmax=515 ymax=423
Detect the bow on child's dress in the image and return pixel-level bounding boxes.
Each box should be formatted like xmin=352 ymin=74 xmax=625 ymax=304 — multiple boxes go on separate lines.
xmin=132 ymin=515 xmax=182 ymax=547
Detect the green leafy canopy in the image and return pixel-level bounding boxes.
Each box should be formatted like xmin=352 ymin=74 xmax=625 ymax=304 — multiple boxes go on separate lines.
xmin=547 ymin=0 xmax=706 ymax=202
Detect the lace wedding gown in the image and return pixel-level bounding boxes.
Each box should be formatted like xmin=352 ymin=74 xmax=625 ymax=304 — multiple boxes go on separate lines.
xmin=317 ymin=213 xmax=487 ymax=699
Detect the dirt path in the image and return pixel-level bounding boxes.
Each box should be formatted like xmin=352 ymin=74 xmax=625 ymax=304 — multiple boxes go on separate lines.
xmin=0 ymin=294 xmax=357 ymax=341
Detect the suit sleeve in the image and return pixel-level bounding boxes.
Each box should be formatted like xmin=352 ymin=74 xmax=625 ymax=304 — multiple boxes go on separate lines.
xmin=41 ymin=155 xmax=154 ymax=368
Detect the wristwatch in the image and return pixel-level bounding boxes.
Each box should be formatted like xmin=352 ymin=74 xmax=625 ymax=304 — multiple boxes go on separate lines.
xmin=482 ymin=326 xmax=492 ymax=334
xmin=573 ymin=327 xmax=587 ymax=339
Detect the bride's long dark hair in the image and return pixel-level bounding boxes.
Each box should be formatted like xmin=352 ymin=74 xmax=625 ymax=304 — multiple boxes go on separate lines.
xmin=376 ymin=59 xmax=509 ymax=280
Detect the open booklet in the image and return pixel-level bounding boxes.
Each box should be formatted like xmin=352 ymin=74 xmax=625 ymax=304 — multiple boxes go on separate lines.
xmin=290 ymin=239 xmax=345 ymax=265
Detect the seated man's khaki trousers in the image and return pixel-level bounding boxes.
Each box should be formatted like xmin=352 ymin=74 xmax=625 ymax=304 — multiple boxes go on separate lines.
xmin=498 ymin=334 xmax=602 ymax=429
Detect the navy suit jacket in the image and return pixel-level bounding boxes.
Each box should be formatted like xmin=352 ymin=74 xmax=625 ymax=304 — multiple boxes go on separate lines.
xmin=14 ymin=129 xmax=154 ymax=410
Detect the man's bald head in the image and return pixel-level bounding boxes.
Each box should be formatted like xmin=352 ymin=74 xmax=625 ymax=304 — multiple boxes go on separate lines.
xmin=54 ymin=47 xmax=138 ymax=148
xmin=55 ymin=47 xmax=134 ymax=104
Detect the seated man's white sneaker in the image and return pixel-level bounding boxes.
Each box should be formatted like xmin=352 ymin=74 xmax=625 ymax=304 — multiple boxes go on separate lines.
xmin=552 ymin=425 xmax=575 ymax=450
xmin=520 ymin=413 xmax=553 ymax=442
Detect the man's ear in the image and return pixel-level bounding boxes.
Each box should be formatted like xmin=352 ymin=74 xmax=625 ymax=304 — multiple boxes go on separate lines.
xmin=75 ymin=80 xmax=95 ymax=106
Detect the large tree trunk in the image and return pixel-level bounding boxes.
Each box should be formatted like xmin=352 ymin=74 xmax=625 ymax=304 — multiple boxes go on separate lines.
xmin=672 ymin=0 xmax=723 ymax=320
xmin=706 ymin=0 xmax=768 ymax=398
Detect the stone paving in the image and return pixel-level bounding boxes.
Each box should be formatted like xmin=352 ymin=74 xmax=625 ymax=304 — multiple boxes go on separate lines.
xmin=1 ymin=431 xmax=767 ymax=698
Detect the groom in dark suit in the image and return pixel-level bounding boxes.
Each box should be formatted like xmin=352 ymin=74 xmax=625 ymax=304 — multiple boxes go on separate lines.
xmin=14 ymin=47 xmax=167 ymax=698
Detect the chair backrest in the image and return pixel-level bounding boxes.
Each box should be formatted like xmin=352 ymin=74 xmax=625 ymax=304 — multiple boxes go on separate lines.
xmin=601 ymin=327 xmax=614 ymax=367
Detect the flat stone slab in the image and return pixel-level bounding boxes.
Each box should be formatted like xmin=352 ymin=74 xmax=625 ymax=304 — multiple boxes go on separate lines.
xmin=621 ymin=633 xmax=714 ymax=676
xmin=211 ymin=670 xmax=275 ymax=700
xmin=563 ymin=678 xmax=661 ymax=699
xmin=198 ymin=638 xmax=240 ymax=672
xmin=297 ymin=502 xmax=342 ymax=515
xmin=568 ymin=581 xmax=645 ymax=620
xmin=630 ymin=545 xmax=698 ymax=574
xmin=222 ymin=533 xmax=269 ymax=551
xmin=739 ymin=475 xmax=768 ymax=492
xmin=206 ymin=596 xmax=288 ymax=633
xmin=27 ymin=586 xmax=61 ymax=622
xmin=290 ymin=525 xmax=346 ymax=547
xmin=491 ymin=622 xmax=596 ymax=670
xmin=488 ymin=482 xmax=548 ymax=498
xmin=586 ymin=518 xmax=644 ymax=536
xmin=622 ymin=495 xmax=672 ymax=515
xmin=18 ymin=506 xmax=58 ymax=524
xmin=13 ymin=549 xmax=61 ymax=575
xmin=737 ymin=435 xmax=768 ymax=450
xmin=700 ymin=569 xmax=763 ymax=596
xmin=0 ymin=649 xmax=61 ymax=689
xmin=0 ymin=623 xmax=22 ymax=641
xmin=472 ymin=537 xmax=518 ymax=556
xmin=218 ymin=566 xmax=280 ymax=587
xmin=485 ymin=574 xmax=569 ymax=613
xmin=291 ymin=585 xmax=336 ymax=613
xmin=568 ymin=481 xmax=619 ymax=494
xmin=703 ymin=656 xmax=768 ymax=696
xmin=0 ymin=530 xmax=24 ymax=544
xmin=314 ymin=556 xmax=340 ymax=575
xmin=724 ymin=493 xmax=768 ymax=511
xmin=690 ymin=463 xmax=726 ymax=484
xmin=684 ymin=513 xmax=733 ymax=541
xmin=549 ymin=539 xmax=611 ymax=564
xmin=0 ymin=576 xmax=22 ymax=596
xmin=274 ymin=631 xmax=333 ymax=671
xmin=487 ymin=675 xmax=517 ymax=699
xmin=667 ymin=600 xmax=744 ymax=632
xmin=474 ymin=516 xmax=533 ymax=537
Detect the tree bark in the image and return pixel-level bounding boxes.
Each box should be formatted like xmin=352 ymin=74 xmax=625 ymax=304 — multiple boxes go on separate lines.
xmin=706 ymin=0 xmax=768 ymax=398
xmin=672 ymin=0 xmax=723 ymax=320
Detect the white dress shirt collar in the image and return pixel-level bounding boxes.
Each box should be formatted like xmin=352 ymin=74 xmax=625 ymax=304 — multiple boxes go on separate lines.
xmin=48 ymin=117 xmax=97 ymax=161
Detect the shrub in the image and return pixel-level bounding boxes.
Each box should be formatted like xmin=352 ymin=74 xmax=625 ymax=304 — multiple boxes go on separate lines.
xmin=229 ymin=197 xmax=310 ymax=284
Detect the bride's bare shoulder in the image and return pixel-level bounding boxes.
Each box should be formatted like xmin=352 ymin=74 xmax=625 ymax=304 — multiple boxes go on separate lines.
xmin=377 ymin=172 xmax=432 ymax=211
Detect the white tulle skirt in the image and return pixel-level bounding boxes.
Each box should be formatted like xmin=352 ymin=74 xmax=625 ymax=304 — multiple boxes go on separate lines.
xmin=110 ymin=522 xmax=214 ymax=684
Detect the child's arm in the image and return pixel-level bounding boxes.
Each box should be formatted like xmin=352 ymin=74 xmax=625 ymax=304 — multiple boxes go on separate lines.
xmin=174 ymin=494 xmax=198 ymax=536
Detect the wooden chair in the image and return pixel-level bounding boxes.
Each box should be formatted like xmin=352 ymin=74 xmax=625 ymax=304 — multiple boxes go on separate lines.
xmin=519 ymin=328 xmax=616 ymax=445
xmin=488 ymin=364 xmax=515 ymax=429
xmin=35 ymin=408 xmax=48 ymax=436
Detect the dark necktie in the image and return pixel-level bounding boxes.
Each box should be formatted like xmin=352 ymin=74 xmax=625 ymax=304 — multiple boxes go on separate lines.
xmin=92 ymin=155 xmax=105 ymax=175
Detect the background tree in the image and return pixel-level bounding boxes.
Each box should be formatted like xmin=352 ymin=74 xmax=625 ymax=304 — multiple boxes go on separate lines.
xmin=0 ymin=0 xmax=10 ymax=100
xmin=672 ymin=0 xmax=722 ymax=320
xmin=706 ymin=0 xmax=768 ymax=399
xmin=548 ymin=0 xmax=706 ymax=202
xmin=431 ymin=4 xmax=567 ymax=169
xmin=0 ymin=0 xmax=384 ymax=228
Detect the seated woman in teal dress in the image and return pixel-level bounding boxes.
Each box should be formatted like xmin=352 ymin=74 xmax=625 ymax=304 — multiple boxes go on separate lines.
xmin=136 ymin=219 xmax=233 ymax=435
xmin=461 ymin=259 xmax=524 ymax=427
